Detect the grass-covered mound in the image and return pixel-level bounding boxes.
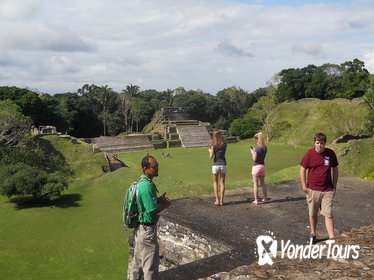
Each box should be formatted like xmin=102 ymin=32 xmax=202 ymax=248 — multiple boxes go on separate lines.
xmin=142 ymin=110 xmax=164 ymax=134
xmin=268 ymin=98 xmax=370 ymax=146
xmin=267 ymin=98 xmax=373 ymax=179
xmin=331 ymin=138 xmax=374 ymax=180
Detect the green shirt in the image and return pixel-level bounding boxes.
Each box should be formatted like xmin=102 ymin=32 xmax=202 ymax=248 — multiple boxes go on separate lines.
xmin=136 ymin=173 xmax=159 ymax=224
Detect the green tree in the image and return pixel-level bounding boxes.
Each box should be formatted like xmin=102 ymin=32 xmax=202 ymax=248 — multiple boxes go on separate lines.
xmin=305 ymin=67 xmax=327 ymax=99
xmin=0 ymin=100 xmax=31 ymax=150
xmin=94 ymin=85 xmax=118 ymax=136
xmin=165 ymin=89 xmax=175 ymax=107
xmin=0 ymin=136 xmax=70 ymax=200
xmin=173 ymin=89 xmax=210 ymax=122
xmin=228 ymin=115 xmax=261 ymax=139
xmin=119 ymin=92 xmax=132 ymax=132
xmin=320 ymin=63 xmax=343 ymax=99
xmin=274 ymin=68 xmax=306 ymax=102
xmin=216 ymin=86 xmax=250 ymax=122
xmin=37 ymin=93 xmax=71 ymax=132
xmin=248 ymin=87 xmax=268 ymax=106
xmin=0 ymin=86 xmax=43 ymax=125
xmin=0 ymin=163 xmax=67 ymax=200
xmin=130 ymin=98 xmax=151 ymax=132
xmin=123 ymin=84 xmax=140 ymax=97
xmin=77 ymin=84 xmax=98 ymax=96
xmin=249 ymin=96 xmax=277 ymax=141
xmin=140 ymin=89 xmax=169 ymax=112
xmin=73 ymin=88 xmax=102 ymax=137
xmin=362 ymin=91 xmax=374 ymax=135
xmin=339 ymin=59 xmax=370 ymax=99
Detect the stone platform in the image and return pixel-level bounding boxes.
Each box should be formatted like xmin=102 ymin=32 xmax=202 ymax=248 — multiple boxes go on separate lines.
xmin=158 ymin=177 xmax=374 ymax=279
xmin=177 ymin=126 xmax=212 ymax=148
xmin=91 ymin=135 xmax=154 ymax=153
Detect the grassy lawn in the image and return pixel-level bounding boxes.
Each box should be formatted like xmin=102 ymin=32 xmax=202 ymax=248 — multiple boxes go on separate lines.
xmin=0 ymin=136 xmax=307 ymax=279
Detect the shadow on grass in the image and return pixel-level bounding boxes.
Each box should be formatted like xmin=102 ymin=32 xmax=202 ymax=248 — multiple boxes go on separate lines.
xmin=9 ymin=193 xmax=82 ymax=210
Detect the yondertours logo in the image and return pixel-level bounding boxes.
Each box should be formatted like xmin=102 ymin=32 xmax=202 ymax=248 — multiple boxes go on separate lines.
xmin=255 ymin=231 xmax=360 ymax=266
xmin=256 ymin=231 xmax=278 ymax=265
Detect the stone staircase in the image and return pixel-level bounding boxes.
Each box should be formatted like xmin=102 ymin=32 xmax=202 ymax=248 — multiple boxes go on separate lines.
xmin=91 ymin=135 xmax=155 ymax=153
xmin=177 ymin=126 xmax=212 ymax=148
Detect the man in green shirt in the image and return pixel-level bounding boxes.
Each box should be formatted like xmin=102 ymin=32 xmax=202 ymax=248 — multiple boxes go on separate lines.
xmin=130 ymin=155 xmax=171 ymax=280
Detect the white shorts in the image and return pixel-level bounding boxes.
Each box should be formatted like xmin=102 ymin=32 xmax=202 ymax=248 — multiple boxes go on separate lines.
xmin=212 ymin=165 xmax=227 ymax=175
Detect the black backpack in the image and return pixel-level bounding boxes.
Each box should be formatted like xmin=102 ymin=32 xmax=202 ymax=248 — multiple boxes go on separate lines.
xmin=123 ymin=180 xmax=140 ymax=229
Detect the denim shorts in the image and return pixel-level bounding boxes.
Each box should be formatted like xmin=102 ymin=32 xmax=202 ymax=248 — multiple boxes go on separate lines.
xmin=212 ymin=165 xmax=227 ymax=175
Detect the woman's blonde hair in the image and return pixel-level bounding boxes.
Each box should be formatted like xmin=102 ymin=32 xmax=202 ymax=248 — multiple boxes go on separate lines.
xmin=211 ymin=130 xmax=224 ymax=147
xmin=255 ymin=132 xmax=265 ymax=148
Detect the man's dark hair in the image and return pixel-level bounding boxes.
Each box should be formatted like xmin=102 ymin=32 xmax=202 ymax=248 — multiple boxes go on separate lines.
xmin=141 ymin=155 xmax=155 ymax=168
xmin=314 ymin=132 xmax=327 ymax=143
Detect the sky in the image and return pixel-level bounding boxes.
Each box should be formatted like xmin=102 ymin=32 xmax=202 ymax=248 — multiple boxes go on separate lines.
xmin=0 ymin=0 xmax=373 ymax=95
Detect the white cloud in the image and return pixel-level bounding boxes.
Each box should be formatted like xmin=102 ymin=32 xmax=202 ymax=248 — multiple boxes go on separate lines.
xmin=292 ymin=42 xmax=325 ymax=58
xmin=0 ymin=23 xmax=95 ymax=52
xmin=48 ymin=56 xmax=80 ymax=74
xmin=0 ymin=0 xmax=373 ymax=94
xmin=217 ymin=39 xmax=254 ymax=57
xmin=0 ymin=0 xmax=40 ymax=20
xmin=364 ymin=52 xmax=374 ymax=73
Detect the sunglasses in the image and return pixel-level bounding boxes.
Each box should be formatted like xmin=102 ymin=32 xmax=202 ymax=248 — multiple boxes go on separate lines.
xmin=149 ymin=164 xmax=159 ymax=169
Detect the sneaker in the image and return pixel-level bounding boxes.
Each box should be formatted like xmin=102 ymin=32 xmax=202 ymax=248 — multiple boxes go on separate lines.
xmin=309 ymin=234 xmax=317 ymax=244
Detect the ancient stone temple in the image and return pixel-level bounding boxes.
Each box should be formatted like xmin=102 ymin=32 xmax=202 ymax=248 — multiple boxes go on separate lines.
xmin=159 ymin=107 xmax=212 ymax=148
xmin=32 ymin=125 xmax=57 ymax=135
xmin=89 ymin=107 xmax=213 ymax=153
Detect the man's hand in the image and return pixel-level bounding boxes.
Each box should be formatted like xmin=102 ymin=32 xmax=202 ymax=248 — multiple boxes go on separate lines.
xmin=302 ymin=185 xmax=308 ymax=193
xmin=159 ymin=197 xmax=171 ymax=211
xmin=300 ymin=166 xmax=308 ymax=193
xmin=158 ymin=192 xmax=166 ymax=204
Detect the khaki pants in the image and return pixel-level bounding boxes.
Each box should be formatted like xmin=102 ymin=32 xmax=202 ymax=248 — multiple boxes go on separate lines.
xmin=130 ymin=224 xmax=159 ymax=280
xmin=306 ymin=189 xmax=334 ymax=218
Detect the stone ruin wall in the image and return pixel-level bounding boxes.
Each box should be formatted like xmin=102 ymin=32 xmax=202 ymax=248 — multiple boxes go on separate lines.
xmin=157 ymin=218 xmax=231 ymax=268
xmin=127 ymin=217 xmax=231 ymax=275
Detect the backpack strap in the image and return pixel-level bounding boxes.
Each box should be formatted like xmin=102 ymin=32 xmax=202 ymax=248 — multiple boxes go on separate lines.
xmin=137 ymin=176 xmax=158 ymax=193
xmin=134 ymin=177 xmax=148 ymax=222
xmin=135 ymin=176 xmax=159 ymax=223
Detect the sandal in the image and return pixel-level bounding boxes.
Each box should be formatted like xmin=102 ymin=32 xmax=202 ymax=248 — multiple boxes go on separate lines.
xmin=214 ymin=201 xmax=220 ymax=206
xmin=252 ymin=200 xmax=258 ymax=205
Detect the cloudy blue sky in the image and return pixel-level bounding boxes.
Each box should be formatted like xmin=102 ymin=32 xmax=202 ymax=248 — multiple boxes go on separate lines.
xmin=0 ymin=0 xmax=373 ymax=94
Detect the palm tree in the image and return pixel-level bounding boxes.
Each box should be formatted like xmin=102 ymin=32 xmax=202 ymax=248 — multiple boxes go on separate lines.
xmin=123 ymin=84 xmax=140 ymax=97
xmin=77 ymin=84 xmax=97 ymax=96
xmin=119 ymin=92 xmax=132 ymax=132
xmin=95 ymin=85 xmax=115 ymax=136
xmin=165 ymin=89 xmax=175 ymax=107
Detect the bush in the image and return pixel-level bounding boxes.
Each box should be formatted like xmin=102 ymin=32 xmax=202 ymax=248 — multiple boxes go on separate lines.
xmin=318 ymin=102 xmax=370 ymax=137
xmin=214 ymin=116 xmax=230 ymax=130
xmin=228 ymin=115 xmax=261 ymax=139
xmin=271 ymin=121 xmax=292 ymax=139
xmin=360 ymin=164 xmax=374 ymax=181
xmin=0 ymin=136 xmax=71 ymax=200
xmin=0 ymin=163 xmax=67 ymax=199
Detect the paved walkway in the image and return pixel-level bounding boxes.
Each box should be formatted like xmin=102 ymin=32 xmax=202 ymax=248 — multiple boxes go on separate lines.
xmin=159 ymin=177 xmax=374 ymax=279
